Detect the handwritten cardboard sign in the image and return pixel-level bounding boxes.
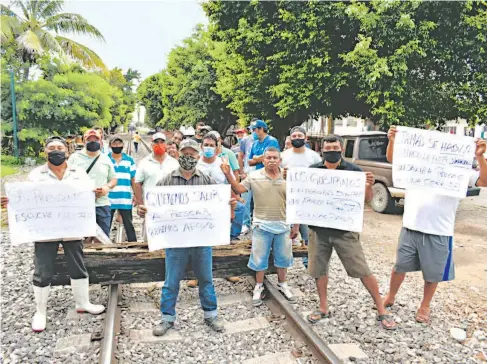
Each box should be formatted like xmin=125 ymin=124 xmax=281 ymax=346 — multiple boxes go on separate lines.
xmin=5 ymin=181 xmax=96 ymax=245
xmin=393 ymin=126 xmax=475 ymax=198
xmin=286 ymin=168 xmax=366 ymax=232
xmin=144 ymin=184 xmax=231 ymax=251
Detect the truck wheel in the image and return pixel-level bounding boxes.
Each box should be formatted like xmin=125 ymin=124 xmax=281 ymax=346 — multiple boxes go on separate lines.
xmin=371 ymin=183 xmax=395 ymax=214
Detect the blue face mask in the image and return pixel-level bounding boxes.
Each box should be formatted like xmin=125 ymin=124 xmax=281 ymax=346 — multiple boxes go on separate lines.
xmin=252 ymin=132 xmax=259 ymax=141
xmin=202 ymin=146 xmax=216 ymax=158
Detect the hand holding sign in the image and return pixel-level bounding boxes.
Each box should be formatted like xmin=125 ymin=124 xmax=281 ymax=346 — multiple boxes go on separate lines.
xmin=365 ymin=172 xmax=375 ymax=187
xmin=388 ymin=125 xmax=397 ymax=143
xmin=475 ymin=139 xmax=486 ymax=157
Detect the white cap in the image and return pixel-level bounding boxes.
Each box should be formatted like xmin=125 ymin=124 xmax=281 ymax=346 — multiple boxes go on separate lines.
xmin=152 ymin=132 xmax=166 ymax=141
xmin=180 ymin=126 xmax=195 ymax=136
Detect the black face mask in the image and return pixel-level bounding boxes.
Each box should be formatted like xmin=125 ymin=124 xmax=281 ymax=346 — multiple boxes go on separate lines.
xmin=47 ymin=150 xmax=66 ymax=166
xmin=291 ymin=139 xmax=306 ymax=148
xmin=86 ymin=141 xmax=101 ymax=152
xmin=111 ymin=146 xmax=123 ymax=154
xmin=323 ymin=151 xmax=342 ymax=164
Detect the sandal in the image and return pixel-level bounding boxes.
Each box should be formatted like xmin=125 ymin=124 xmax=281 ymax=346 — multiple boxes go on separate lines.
xmin=307 ymin=310 xmax=331 ymax=324
xmin=415 ymin=308 xmax=430 ymax=324
xmin=377 ymin=314 xmax=397 ymax=330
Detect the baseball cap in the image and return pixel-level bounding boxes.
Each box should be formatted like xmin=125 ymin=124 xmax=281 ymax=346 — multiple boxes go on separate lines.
xmin=84 ymin=129 xmax=101 ymax=140
xmin=110 ymin=134 xmax=124 ymax=144
xmin=152 ymin=132 xmax=167 ymax=142
xmin=234 ymin=128 xmax=246 ymax=134
xmin=207 ymin=131 xmax=221 ymax=140
xmin=250 ymin=120 xmax=268 ymax=130
xmin=179 ymin=138 xmax=201 ymax=153
xmin=45 ymin=136 xmax=67 ymax=147
xmin=290 ymin=126 xmax=306 ymax=135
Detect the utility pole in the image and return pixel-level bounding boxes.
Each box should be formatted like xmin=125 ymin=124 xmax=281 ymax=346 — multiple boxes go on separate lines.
xmin=10 ymin=70 xmax=19 ymax=158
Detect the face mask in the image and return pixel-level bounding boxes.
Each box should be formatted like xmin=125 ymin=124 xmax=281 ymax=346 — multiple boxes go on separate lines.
xmin=111 ymin=146 xmax=123 ymax=154
xmin=153 ymin=144 xmax=166 ymax=155
xmin=202 ymin=147 xmax=216 ymax=158
xmin=291 ymin=139 xmax=306 ymax=148
xmin=252 ymin=132 xmax=259 ymax=141
xmin=47 ymin=150 xmax=66 ymax=166
xmin=179 ymin=155 xmax=198 ymax=171
xmin=86 ymin=141 xmax=101 ymax=152
xmin=323 ymin=150 xmax=342 ymax=164
xmin=237 ymin=138 xmax=242 ymax=143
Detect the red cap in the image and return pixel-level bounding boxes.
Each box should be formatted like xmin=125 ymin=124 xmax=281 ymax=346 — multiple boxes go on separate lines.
xmin=84 ymin=129 xmax=101 ymax=140
xmin=234 ymin=128 xmax=246 ymax=134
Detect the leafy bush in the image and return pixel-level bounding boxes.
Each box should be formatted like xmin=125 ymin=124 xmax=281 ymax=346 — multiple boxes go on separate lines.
xmin=0 ymin=154 xmax=24 ymax=165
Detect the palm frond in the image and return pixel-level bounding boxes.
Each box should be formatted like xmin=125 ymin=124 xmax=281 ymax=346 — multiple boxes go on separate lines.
xmin=1 ymin=14 xmax=21 ymax=42
xmin=39 ymin=0 xmax=64 ymax=19
xmin=55 ymin=35 xmax=107 ymax=70
xmin=35 ymin=28 xmax=63 ymax=55
xmin=1 ymin=4 xmax=20 ymax=17
xmin=44 ymin=13 xmax=105 ymax=40
xmin=10 ymin=0 xmax=30 ymax=20
xmin=17 ymin=28 xmax=44 ymax=54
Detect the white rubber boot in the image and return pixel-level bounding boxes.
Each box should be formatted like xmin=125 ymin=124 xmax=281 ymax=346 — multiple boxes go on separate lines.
xmin=71 ymin=278 xmax=105 ymax=315
xmin=32 ymin=286 xmax=49 ymax=332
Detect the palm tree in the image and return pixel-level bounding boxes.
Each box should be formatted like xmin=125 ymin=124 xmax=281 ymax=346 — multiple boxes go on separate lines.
xmin=125 ymin=68 xmax=141 ymax=84
xmin=1 ymin=0 xmax=106 ymax=79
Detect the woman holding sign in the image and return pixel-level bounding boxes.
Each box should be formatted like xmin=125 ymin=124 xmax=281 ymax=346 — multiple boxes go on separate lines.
xmin=3 ymin=136 xmax=105 ymax=333
xmin=384 ymin=127 xmax=487 ymax=324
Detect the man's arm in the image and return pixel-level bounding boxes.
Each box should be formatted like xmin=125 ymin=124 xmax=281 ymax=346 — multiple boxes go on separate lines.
xmin=364 ymin=172 xmax=374 ymax=203
xmin=221 ymin=161 xmax=248 ymax=194
xmin=386 ymin=126 xmax=397 ymax=163
xmin=475 ymin=139 xmax=487 ymax=187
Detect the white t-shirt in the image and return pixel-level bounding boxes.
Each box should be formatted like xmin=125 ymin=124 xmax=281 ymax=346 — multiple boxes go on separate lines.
xmin=135 ymin=154 xmax=179 ymax=192
xmin=197 ymin=157 xmax=234 ymax=185
xmin=403 ymin=171 xmax=479 ymax=236
xmin=281 ymin=148 xmax=322 ymax=168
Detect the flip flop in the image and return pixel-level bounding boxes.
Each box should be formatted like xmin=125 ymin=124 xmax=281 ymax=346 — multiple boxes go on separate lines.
xmin=307 ymin=310 xmax=331 ymax=324
xmin=377 ymin=314 xmax=397 ymax=330
xmin=415 ymin=308 xmax=431 ymax=324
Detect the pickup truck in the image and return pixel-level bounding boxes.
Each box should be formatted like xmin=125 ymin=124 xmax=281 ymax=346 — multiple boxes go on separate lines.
xmin=340 ymin=131 xmax=481 ymax=213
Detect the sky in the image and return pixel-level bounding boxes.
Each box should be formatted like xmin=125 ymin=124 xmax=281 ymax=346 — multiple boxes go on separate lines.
xmin=9 ymin=0 xmax=208 ymax=79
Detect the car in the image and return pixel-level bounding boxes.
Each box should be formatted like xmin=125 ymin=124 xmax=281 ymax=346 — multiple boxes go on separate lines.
xmin=340 ymin=131 xmax=480 ymax=214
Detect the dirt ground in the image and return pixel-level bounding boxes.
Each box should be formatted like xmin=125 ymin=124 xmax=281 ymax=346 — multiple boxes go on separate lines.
xmin=361 ymin=188 xmax=487 ymax=303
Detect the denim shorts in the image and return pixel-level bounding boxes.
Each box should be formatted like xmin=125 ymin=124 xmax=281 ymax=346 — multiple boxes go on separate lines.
xmin=248 ymin=226 xmax=294 ymax=271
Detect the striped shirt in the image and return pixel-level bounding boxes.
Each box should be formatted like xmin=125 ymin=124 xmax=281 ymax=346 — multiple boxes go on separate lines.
xmin=108 ymin=152 xmax=136 ymax=210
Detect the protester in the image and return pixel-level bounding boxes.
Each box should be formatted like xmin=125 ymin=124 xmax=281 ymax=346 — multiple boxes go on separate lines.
xmin=248 ymin=120 xmax=280 ymax=170
xmin=3 ymin=136 xmax=105 ymax=332
xmin=193 ymin=122 xmax=210 ymax=144
xmin=238 ymin=119 xmax=258 ymax=232
xmin=234 ymin=128 xmax=247 ymax=154
xmin=284 ymin=136 xmax=292 ymax=150
xmin=133 ymin=131 xmax=141 ymax=153
xmin=134 ymin=132 xmax=179 ymax=205
xmin=167 ymin=139 xmax=179 ymax=160
xmin=207 ymin=131 xmax=240 ymax=180
xmin=281 ymin=126 xmax=322 ymax=263
xmin=172 ymin=130 xmax=184 ymax=146
xmin=302 ymin=135 xmax=396 ymax=329
xmin=222 ymin=147 xmax=298 ymax=306
xmin=93 ymin=126 xmax=110 ymax=155
xmin=138 ymin=139 xmax=236 ymax=337
xmin=383 ymin=127 xmax=487 ymax=324
xmin=108 ymin=135 xmax=137 ymax=242
xmin=68 ymin=129 xmax=117 ymax=237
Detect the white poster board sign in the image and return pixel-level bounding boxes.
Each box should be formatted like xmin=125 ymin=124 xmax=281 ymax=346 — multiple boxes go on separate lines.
xmin=144 ymin=184 xmax=231 ymax=251
xmin=286 ymin=168 xmax=366 ymax=233
xmin=5 ymin=181 xmax=96 ymax=245
xmin=393 ymin=126 xmax=475 ymax=198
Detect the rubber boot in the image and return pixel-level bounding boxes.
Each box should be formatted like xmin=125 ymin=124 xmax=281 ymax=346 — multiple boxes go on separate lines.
xmin=32 ymin=286 xmax=49 ymax=332
xmin=71 ymin=278 xmax=105 ymax=315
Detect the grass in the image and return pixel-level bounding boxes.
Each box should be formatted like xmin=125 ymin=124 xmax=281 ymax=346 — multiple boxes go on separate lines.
xmin=0 ymin=165 xmax=19 ymax=178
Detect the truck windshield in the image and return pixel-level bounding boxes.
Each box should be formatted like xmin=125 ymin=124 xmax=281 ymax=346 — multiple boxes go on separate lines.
xmin=358 ymin=137 xmax=389 ymax=162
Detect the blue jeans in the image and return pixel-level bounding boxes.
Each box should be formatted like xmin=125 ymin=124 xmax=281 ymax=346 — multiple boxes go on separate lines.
xmin=242 ymin=191 xmax=253 ymax=228
xmin=248 ymin=226 xmax=294 ymax=271
xmin=230 ymin=201 xmax=245 ymax=239
xmin=96 ymin=206 xmax=111 ymax=237
xmin=161 ymin=247 xmax=217 ymax=322
xmin=298 ymin=224 xmax=309 ymax=268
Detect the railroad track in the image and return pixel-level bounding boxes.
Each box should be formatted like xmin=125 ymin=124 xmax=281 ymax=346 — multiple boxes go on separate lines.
xmin=98 ymin=134 xmax=341 ymax=364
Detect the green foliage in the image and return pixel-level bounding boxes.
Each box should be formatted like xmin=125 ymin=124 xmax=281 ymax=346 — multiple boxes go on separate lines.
xmin=137 ymin=73 xmax=164 ymax=127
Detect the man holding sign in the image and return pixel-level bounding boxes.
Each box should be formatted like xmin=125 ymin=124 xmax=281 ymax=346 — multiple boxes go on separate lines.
xmin=305 ymin=135 xmax=397 ymax=330
xmin=383 ymin=126 xmax=487 ymax=324
xmin=3 ymin=136 xmax=105 ymax=333
xmin=138 ymin=139 xmax=236 ymax=337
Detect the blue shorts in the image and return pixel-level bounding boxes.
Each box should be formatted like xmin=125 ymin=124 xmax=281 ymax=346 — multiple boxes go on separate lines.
xmin=248 ymin=226 xmax=294 ymax=271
